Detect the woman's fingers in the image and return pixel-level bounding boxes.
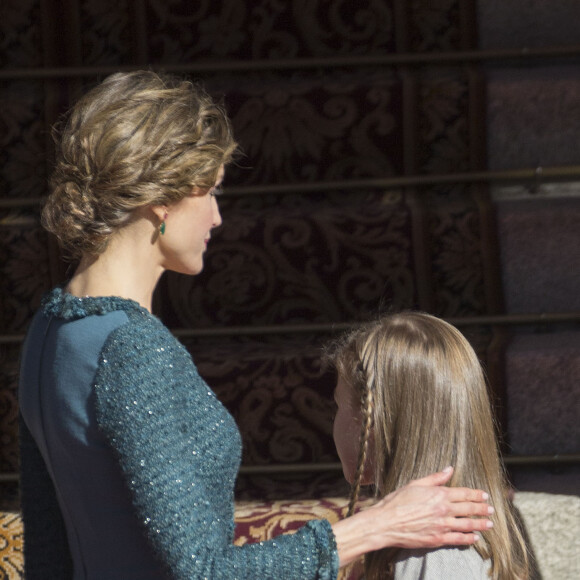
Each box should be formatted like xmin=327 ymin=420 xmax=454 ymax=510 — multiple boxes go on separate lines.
xmin=443 ymin=513 xmax=494 ymax=532
xmin=407 ymin=466 xmax=454 ymax=487
xmin=422 ymin=516 xmax=493 ymax=548
xmin=407 ymin=468 xmax=491 ymax=507
xmin=436 ymin=532 xmax=481 ymax=547
xmin=447 ymin=498 xmax=495 ymax=519
xmin=368 ymin=472 xmax=495 ymax=548
xmin=444 ymin=486 xmax=490 ymax=505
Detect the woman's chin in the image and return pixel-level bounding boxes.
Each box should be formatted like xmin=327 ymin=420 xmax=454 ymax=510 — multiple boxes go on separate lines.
xmin=167 ymin=260 xmax=205 ymax=276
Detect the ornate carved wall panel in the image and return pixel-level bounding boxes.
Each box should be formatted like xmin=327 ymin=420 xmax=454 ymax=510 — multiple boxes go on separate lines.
xmin=1 ymin=0 xmax=496 ymax=488
xmin=163 ymin=190 xmax=415 ymax=328
xmin=214 ymin=69 xmax=403 ymax=185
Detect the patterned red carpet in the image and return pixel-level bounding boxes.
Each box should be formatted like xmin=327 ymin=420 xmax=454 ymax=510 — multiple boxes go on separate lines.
xmin=0 ymin=512 xmax=23 ymax=580
xmin=0 ymin=499 xmax=367 ymax=579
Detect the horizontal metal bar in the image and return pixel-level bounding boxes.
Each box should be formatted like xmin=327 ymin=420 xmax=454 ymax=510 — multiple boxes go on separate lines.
xmin=239 ymin=463 xmax=343 ymax=475
xmin=2 ymin=166 xmax=580 ymax=212
xmin=447 ymin=312 xmax=580 ymax=327
xmin=171 ymin=322 xmax=355 ymax=339
xmin=1 ymin=45 xmax=580 ymax=80
xmin=241 ymin=455 xmax=580 ymax=473
xmin=2 ymin=313 xmax=579 ymax=345
xmin=226 ymin=166 xmax=580 ymax=197
xmin=0 ymin=334 xmax=26 ymax=345
xmin=2 ymin=454 xmax=579 ymax=483
xmin=172 ymin=313 xmax=580 ymax=339
xmin=0 ymin=198 xmax=44 ymax=210
xmin=503 ymin=454 xmax=580 ymax=467
xmin=0 ymin=467 xmax=320 ymax=482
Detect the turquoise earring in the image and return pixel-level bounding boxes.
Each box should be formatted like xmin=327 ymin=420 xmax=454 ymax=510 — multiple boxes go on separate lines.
xmin=159 ymin=212 xmax=168 ymax=235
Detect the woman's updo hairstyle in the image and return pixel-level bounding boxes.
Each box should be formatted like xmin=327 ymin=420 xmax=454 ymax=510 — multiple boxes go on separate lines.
xmin=43 ymin=70 xmax=238 ymax=259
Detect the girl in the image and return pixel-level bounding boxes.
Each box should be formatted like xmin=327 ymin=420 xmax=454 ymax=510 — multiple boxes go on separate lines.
xmin=330 ymin=312 xmax=529 ymax=579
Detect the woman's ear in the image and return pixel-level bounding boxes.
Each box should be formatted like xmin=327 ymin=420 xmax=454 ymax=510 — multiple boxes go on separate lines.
xmin=147 ymin=205 xmax=169 ymax=242
xmin=150 ymin=205 xmax=168 ymax=223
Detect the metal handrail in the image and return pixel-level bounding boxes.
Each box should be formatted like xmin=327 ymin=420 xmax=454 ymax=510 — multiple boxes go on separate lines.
xmin=1 ymin=165 xmax=580 ymax=211
xmin=1 ymin=44 xmax=580 ymax=80
xmin=1 ymin=454 xmax=579 ymax=482
xmin=171 ymin=313 xmax=580 ymax=339
xmin=226 ymin=166 xmax=580 ymax=195
xmin=240 ymin=454 xmax=580 ymax=474
xmin=1 ymin=312 xmax=579 ymax=345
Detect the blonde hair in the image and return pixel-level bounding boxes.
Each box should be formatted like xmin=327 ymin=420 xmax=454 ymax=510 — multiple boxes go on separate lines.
xmin=43 ymin=70 xmax=238 ymax=259
xmin=329 ymin=312 xmax=529 ymax=580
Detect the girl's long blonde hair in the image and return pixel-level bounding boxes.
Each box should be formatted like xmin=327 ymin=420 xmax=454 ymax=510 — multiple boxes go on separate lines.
xmin=330 ymin=312 xmax=529 ymax=579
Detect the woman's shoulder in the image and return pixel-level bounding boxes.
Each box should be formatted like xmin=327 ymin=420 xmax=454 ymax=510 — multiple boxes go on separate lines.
xmin=40 ymin=286 xmax=169 ymax=338
xmin=42 ymin=286 xmax=148 ymax=320
xmin=394 ymin=545 xmax=491 ymax=579
xmin=38 ymin=286 xmax=180 ymax=365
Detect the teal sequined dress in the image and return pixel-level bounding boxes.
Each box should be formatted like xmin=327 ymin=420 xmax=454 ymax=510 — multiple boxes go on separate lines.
xmin=19 ymin=288 xmax=338 ymax=579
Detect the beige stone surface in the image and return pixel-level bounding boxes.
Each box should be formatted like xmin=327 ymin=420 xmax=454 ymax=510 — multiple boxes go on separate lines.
xmin=513 ymin=491 xmax=580 ymax=580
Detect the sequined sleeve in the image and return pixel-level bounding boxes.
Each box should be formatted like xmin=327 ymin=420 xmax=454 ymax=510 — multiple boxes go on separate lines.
xmin=93 ymin=310 xmax=339 ymax=580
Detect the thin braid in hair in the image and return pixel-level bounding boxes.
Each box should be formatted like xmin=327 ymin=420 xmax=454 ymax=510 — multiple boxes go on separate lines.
xmin=347 ymin=365 xmax=374 ymax=518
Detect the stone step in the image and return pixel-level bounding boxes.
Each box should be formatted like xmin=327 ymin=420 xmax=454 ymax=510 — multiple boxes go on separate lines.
xmin=505 ymin=330 xmax=580 ymax=456
xmin=478 ymin=0 xmax=580 ymax=50
xmin=486 ymin=66 xmax=580 ymax=171
xmin=495 ymin=196 xmax=580 ymax=313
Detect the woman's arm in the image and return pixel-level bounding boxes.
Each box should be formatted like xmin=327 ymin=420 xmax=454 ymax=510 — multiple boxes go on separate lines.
xmin=332 ymin=467 xmax=492 ymax=567
xmin=95 ymin=317 xmax=340 ymax=579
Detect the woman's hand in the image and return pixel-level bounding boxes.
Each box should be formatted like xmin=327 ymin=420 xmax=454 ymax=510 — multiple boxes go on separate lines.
xmin=332 ymin=467 xmax=493 ymax=567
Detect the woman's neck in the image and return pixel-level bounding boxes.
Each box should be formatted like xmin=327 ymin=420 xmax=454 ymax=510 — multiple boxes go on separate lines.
xmin=66 ymin=227 xmax=164 ymax=311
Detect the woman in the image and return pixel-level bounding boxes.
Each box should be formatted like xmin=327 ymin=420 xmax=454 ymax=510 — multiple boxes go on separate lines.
xmin=19 ymin=71 xmax=492 ymax=579
xmin=329 ymin=312 xmax=530 ymax=579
